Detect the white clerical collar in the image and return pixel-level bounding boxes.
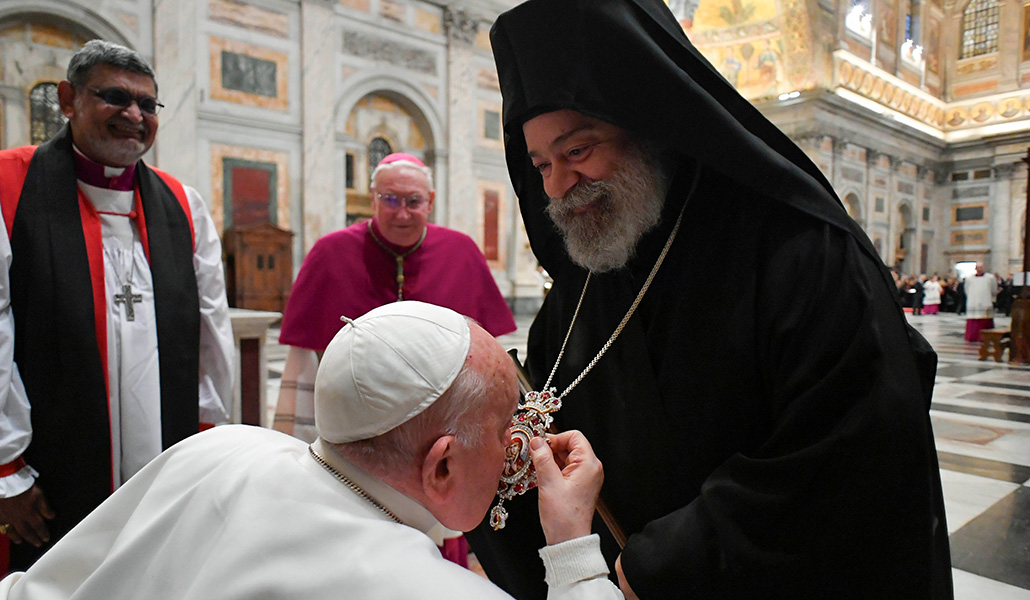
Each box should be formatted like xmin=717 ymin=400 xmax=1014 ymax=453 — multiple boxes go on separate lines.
xmin=309 ymin=438 xmax=447 ymax=544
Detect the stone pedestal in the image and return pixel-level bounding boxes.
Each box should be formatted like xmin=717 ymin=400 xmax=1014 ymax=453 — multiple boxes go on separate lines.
xmin=229 ymin=308 xmax=282 ymax=427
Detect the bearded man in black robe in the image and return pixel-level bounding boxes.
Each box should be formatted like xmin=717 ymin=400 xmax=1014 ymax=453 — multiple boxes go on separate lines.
xmin=465 ymin=0 xmax=953 ymax=598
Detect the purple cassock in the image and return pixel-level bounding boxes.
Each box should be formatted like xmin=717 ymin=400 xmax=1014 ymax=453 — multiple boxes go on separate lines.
xmin=280 ymin=219 xmax=516 ymax=352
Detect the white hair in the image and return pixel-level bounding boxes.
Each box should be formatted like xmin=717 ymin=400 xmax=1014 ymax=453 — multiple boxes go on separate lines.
xmin=369 ymin=159 xmax=434 ymax=190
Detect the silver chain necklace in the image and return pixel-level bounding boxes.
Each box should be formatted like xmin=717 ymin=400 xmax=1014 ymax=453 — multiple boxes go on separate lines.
xmin=309 ymin=446 xmax=402 ymax=524
xmin=490 ymin=168 xmax=699 ymax=530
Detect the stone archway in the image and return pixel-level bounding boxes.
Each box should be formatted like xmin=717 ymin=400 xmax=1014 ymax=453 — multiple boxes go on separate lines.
xmin=843 ymin=192 xmax=862 ymax=222
xmin=0 ymin=8 xmax=135 ymax=149
xmin=896 ymin=203 xmax=915 ymax=274
xmin=341 ymin=92 xmax=435 ymax=225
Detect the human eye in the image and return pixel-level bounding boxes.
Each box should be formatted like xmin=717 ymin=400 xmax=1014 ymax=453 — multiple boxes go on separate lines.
xmin=532 ymin=161 xmax=550 ymax=174
xmin=567 ymin=144 xmax=592 ymax=160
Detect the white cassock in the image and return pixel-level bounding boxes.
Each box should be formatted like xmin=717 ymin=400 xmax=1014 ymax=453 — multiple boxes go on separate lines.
xmin=964 ymin=273 xmax=998 ymax=319
xmin=0 ymin=168 xmax=234 ymax=497
xmin=0 ymin=426 xmax=621 ymax=600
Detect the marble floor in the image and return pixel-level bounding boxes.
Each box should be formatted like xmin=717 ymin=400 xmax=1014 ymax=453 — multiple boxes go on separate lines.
xmin=265 ymin=311 xmax=1030 ymax=597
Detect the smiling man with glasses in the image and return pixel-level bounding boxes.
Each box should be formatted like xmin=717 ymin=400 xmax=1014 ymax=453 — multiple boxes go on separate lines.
xmin=0 ymin=40 xmax=235 ymax=571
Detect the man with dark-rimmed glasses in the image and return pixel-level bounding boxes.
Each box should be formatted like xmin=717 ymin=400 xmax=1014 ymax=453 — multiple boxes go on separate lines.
xmin=0 ymin=39 xmax=234 ymax=570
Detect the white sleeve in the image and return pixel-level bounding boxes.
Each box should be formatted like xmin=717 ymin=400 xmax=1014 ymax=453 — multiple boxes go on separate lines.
xmin=539 ymin=535 xmax=625 ymax=600
xmin=186 ymin=186 xmax=235 ymax=424
xmin=0 ymin=210 xmax=37 ymax=497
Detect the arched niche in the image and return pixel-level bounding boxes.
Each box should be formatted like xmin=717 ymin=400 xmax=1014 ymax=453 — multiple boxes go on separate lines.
xmin=843 ymin=191 xmax=863 ymax=222
xmin=340 ymin=89 xmax=437 ymax=225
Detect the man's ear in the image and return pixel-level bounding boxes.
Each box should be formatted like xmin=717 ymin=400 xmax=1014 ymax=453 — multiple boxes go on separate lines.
xmin=421 ymin=435 xmax=457 ymax=506
xmin=57 ymin=81 xmax=77 ymax=120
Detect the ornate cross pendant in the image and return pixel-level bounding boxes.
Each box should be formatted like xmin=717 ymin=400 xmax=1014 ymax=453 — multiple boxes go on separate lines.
xmin=114 ymin=283 xmax=143 ymax=321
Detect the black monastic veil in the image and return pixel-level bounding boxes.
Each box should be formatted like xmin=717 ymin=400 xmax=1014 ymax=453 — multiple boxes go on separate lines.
xmin=465 ymin=0 xmax=953 ymax=598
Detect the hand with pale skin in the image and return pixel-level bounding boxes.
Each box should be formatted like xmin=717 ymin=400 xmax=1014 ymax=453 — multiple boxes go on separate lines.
xmin=531 ymin=430 xmax=640 ymax=599
xmin=0 ymin=485 xmax=54 ymax=547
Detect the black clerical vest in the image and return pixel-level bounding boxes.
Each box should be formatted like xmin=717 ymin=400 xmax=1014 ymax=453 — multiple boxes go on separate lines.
xmin=1 ymin=125 xmax=200 ymax=569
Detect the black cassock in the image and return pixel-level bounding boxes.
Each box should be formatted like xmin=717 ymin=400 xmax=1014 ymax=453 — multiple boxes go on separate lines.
xmin=466 ymin=0 xmax=953 ymax=598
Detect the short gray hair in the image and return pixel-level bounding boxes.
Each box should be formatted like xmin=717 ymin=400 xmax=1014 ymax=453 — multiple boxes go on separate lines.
xmin=332 ymin=339 xmax=493 ymax=477
xmin=370 ymin=159 xmax=434 ymax=191
xmin=67 ymin=40 xmax=158 ymax=94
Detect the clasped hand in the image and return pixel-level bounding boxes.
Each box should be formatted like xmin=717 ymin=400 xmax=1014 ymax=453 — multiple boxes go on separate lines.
xmin=530 ymin=430 xmax=603 ymax=546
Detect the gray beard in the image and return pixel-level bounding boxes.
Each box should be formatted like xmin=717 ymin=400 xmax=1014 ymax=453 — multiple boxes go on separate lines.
xmin=546 ymin=145 xmax=670 ymax=273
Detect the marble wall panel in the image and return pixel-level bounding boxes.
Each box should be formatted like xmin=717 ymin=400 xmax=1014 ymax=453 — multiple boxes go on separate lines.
xmin=952 ymin=202 xmax=988 ymax=224
xmin=339 ymin=0 xmax=370 ymax=12
xmin=209 ymin=0 xmax=289 ymax=38
xmin=209 ymin=37 xmax=289 ymax=111
xmin=209 ymin=142 xmax=290 ymax=233
xmin=414 ymin=7 xmax=442 ymax=35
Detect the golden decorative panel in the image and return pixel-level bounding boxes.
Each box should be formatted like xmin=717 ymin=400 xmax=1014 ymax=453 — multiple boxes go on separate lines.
xmin=414 ymin=8 xmax=442 ymax=35
xmin=208 ymin=37 xmax=289 ymax=111
xmin=950 ymin=229 xmax=988 ymax=246
xmin=339 ymin=0 xmax=370 ymax=11
xmin=956 ymin=56 xmax=998 ymax=75
xmin=953 ymin=80 xmax=998 ymax=97
xmin=29 ymin=24 xmax=76 ymax=49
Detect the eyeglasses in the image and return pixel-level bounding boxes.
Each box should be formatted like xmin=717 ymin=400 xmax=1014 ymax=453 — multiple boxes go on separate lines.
xmin=89 ymin=88 xmax=164 ymax=116
xmin=375 ymin=191 xmax=428 ymax=211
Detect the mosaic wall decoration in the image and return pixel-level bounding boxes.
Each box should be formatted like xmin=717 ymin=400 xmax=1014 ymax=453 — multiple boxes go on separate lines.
xmin=690 ymin=0 xmax=814 ymax=98
xmin=209 ymin=37 xmax=289 ymax=111
xmin=836 ymin=56 xmax=946 ymax=130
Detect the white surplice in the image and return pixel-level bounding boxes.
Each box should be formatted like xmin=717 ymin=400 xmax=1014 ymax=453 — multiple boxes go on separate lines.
xmin=0 ymin=426 xmax=621 ymax=600
xmin=0 ymin=171 xmax=234 ymax=495
xmin=964 ymin=273 xmax=999 ymax=320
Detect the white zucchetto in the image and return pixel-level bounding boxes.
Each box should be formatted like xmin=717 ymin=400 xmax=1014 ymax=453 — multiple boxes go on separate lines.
xmin=314 ymin=301 xmax=471 ymax=443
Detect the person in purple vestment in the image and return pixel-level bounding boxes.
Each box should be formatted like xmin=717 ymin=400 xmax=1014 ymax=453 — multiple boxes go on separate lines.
xmin=272 ymin=153 xmax=515 ymax=566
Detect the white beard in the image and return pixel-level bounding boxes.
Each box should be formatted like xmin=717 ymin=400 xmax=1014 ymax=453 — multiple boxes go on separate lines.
xmin=547 ymin=144 xmax=670 ymax=273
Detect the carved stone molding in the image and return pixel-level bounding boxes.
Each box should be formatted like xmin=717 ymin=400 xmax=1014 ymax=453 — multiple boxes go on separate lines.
xmin=993 ymin=162 xmax=1019 ymax=179
xmin=444 ymin=7 xmax=479 ymax=45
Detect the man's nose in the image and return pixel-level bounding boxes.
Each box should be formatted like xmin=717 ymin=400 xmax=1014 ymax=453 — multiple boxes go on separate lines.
xmin=120 ymin=102 xmax=144 ymax=123
xmin=543 ymin=162 xmax=579 ymax=199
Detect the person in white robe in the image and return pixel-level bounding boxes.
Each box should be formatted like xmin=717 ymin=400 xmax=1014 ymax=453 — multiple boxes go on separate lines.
xmin=0 ymin=302 xmax=621 ymax=599
xmin=0 ymin=40 xmax=234 ymax=567
xmin=963 ymin=264 xmax=999 ymax=342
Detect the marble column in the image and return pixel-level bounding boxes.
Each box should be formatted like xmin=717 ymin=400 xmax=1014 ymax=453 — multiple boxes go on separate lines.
xmin=300 ymin=0 xmax=337 ymax=252
xmin=152 ymin=0 xmax=200 ymax=184
xmin=443 ymin=6 xmax=478 ymax=235
xmin=992 ymin=162 xmax=1018 ymax=272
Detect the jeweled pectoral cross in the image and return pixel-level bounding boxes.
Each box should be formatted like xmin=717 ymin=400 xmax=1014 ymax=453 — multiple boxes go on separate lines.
xmin=114 ymin=284 xmax=142 ymax=321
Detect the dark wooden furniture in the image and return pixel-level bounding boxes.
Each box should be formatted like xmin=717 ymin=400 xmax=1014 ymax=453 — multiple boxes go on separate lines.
xmin=223 ymin=223 xmax=294 ymax=312
xmin=978 ymin=329 xmax=1011 ymax=363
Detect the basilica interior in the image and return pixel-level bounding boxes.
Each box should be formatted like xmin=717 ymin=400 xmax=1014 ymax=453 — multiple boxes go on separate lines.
xmin=1 ymin=0 xmax=1029 ymax=596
